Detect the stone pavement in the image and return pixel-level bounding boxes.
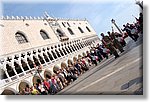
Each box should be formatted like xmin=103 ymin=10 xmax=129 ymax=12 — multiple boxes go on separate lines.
xmin=58 ymin=35 xmax=143 ymax=95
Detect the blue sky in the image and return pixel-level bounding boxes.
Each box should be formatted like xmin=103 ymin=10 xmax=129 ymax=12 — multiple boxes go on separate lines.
xmin=1 ymin=0 xmax=141 ymax=38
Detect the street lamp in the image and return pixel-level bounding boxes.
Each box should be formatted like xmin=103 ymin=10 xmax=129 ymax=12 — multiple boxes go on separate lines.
xmin=111 ymin=19 xmax=123 ymax=35
xmin=111 ymin=19 xmax=115 ymax=24
xmin=135 ymin=0 xmax=143 ymax=10
xmin=33 ymin=64 xmax=44 ymax=82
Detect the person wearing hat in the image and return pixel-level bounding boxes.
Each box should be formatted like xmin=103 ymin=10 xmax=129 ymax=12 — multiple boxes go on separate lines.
xmin=101 ymin=33 xmax=119 ymax=59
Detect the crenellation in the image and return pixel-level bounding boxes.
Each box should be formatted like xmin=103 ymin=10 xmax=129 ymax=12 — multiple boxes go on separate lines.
xmin=11 ymin=16 xmax=15 ymax=19
xmin=29 ymin=16 xmax=33 ymax=19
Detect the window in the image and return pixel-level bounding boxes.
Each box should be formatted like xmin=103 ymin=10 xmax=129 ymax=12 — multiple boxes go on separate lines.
xmin=15 ymin=32 xmax=28 ymax=44
xmin=67 ymin=28 xmax=74 ymax=35
xmin=78 ymin=27 xmax=84 ymax=33
xmin=62 ymin=22 xmax=66 ymax=27
xmin=67 ymin=22 xmax=70 ymax=27
xmin=40 ymin=30 xmax=50 ymax=40
xmin=56 ymin=29 xmax=64 ymax=37
xmin=86 ymin=26 xmax=91 ymax=32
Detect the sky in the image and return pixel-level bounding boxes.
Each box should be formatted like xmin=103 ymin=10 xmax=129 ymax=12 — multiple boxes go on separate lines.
xmin=1 ymin=0 xmax=141 ymax=38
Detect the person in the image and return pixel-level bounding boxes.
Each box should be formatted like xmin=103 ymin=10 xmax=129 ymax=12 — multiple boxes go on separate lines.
xmin=122 ymin=24 xmax=139 ymax=42
xmin=74 ymin=60 xmax=82 ymax=75
xmin=107 ymin=31 xmax=124 ymax=53
xmin=90 ymin=51 xmax=97 ymax=66
xmin=24 ymin=85 xmax=31 ymax=95
xmin=115 ymin=33 xmax=126 ymax=47
xmin=43 ymin=79 xmax=50 ymax=94
xmin=31 ymin=84 xmax=40 ymax=95
xmin=47 ymin=76 xmax=58 ymax=94
xmin=81 ymin=57 xmax=89 ymax=71
xmin=37 ymin=82 xmax=47 ymax=95
xmin=139 ymin=13 xmax=143 ymax=33
xmin=98 ymin=44 xmax=108 ymax=59
xmin=95 ymin=47 xmax=103 ymax=62
xmin=101 ymin=33 xmax=119 ymax=59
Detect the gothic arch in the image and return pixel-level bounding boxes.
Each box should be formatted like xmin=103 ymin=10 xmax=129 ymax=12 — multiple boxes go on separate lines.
xmin=61 ymin=62 xmax=67 ymax=69
xmin=58 ymin=48 xmax=64 ymax=56
xmin=6 ymin=63 xmax=15 ymax=77
xmin=40 ymin=29 xmax=50 ymax=40
xmin=27 ymin=58 xmax=34 ymax=69
xmin=82 ymin=52 xmax=86 ymax=57
xmin=33 ymin=56 xmax=40 ymax=66
xmin=15 ymin=31 xmax=28 ymax=44
xmin=43 ymin=53 xmax=50 ymax=62
xmin=51 ymin=50 xmax=57 ymax=59
xmin=21 ymin=59 xmax=29 ymax=71
xmin=78 ymin=54 xmax=82 ymax=60
xmin=67 ymin=59 xmax=73 ymax=66
xmin=18 ymin=80 xmax=32 ymax=92
xmin=53 ymin=65 xmax=61 ymax=73
xmin=14 ymin=61 xmax=23 ymax=74
xmin=62 ymin=47 xmax=67 ymax=55
xmin=44 ymin=69 xmax=52 ymax=79
xmin=38 ymin=54 xmax=45 ymax=64
xmin=73 ymin=57 xmax=78 ymax=62
xmin=47 ymin=52 xmax=54 ymax=61
xmin=1 ymin=87 xmax=18 ymax=95
xmin=55 ymin=49 xmax=61 ymax=58
xmin=32 ymin=75 xmax=42 ymax=84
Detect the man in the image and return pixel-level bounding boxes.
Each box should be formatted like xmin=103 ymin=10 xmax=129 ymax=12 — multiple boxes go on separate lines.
xmin=122 ymin=24 xmax=139 ymax=42
xmin=107 ymin=31 xmax=124 ymax=53
xmin=101 ymin=33 xmax=119 ymax=59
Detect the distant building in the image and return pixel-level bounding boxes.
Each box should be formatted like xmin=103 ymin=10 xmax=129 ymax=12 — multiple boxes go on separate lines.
xmin=0 ymin=14 xmax=100 ymax=94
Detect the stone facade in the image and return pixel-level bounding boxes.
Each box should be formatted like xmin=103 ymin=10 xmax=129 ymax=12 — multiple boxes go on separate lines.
xmin=0 ymin=15 xmax=100 ymax=94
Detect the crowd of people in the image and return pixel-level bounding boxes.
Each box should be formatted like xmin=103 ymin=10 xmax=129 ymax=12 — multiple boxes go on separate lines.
xmin=18 ymin=45 xmax=112 ymax=95
xmin=17 ymin=13 xmax=143 ymax=95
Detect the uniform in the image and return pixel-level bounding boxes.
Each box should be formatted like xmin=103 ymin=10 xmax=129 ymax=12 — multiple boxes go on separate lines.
xmin=102 ymin=35 xmax=119 ymax=58
xmin=109 ymin=32 xmax=124 ymax=53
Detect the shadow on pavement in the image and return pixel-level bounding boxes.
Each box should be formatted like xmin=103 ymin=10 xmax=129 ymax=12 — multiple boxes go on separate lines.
xmin=121 ymin=76 xmax=143 ymax=90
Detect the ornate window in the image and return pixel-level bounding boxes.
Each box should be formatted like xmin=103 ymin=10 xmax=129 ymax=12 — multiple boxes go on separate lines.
xmin=56 ymin=29 xmax=64 ymax=37
xmin=40 ymin=30 xmax=50 ymax=40
xmin=67 ymin=28 xmax=74 ymax=35
xmin=78 ymin=27 xmax=84 ymax=33
xmin=15 ymin=32 xmax=28 ymax=44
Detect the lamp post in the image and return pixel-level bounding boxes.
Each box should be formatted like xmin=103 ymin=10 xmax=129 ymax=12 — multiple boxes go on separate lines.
xmin=135 ymin=0 xmax=143 ymax=10
xmin=33 ymin=64 xmax=44 ymax=82
xmin=111 ymin=19 xmax=123 ymax=35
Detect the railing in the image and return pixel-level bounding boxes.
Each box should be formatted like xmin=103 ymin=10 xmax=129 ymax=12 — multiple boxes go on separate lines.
xmin=11 ymin=75 xmax=18 ymax=81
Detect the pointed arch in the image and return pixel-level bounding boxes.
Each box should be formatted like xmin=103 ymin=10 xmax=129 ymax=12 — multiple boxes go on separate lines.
xmin=14 ymin=61 xmax=23 ymax=74
xmin=15 ymin=31 xmax=28 ymax=44
xmin=40 ymin=29 xmax=50 ymax=40
xmin=27 ymin=58 xmax=34 ymax=69
xmin=21 ymin=59 xmax=29 ymax=71
xmin=43 ymin=53 xmax=50 ymax=62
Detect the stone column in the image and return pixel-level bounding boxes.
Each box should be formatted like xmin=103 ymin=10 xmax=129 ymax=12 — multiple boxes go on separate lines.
xmin=44 ymin=52 xmax=51 ymax=63
xmin=12 ymin=66 xmax=19 ymax=79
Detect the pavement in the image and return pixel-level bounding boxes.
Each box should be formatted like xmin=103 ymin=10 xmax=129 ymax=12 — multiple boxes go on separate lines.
xmin=58 ymin=34 xmax=143 ymax=95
